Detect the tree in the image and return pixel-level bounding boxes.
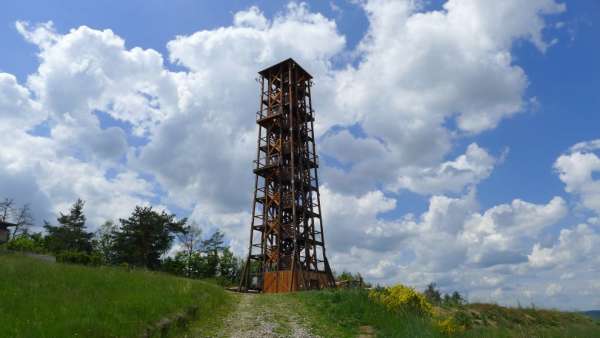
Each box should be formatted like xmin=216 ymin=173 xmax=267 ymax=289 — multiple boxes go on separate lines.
xmin=44 ymin=199 xmax=93 ymax=253
xmin=202 ymin=230 xmax=225 ymax=277
xmin=219 ymin=247 xmax=242 ymax=283
xmin=176 ymin=222 xmax=203 ymax=277
xmin=450 ymin=291 xmax=465 ymax=306
xmin=0 ymin=198 xmax=34 ymax=237
xmin=112 ymin=206 xmax=186 ymax=269
xmin=13 ymin=204 xmax=34 ymax=237
xmin=202 ymin=230 xmax=225 ymax=253
xmin=424 ymin=282 xmax=442 ymax=305
xmin=94 ymin=220 xmax=117 ymax=264
xmin=443 ymin=293 xmax=452 ymax=305
xmin=0 ymin=198 xmax=14 ymax=222
xmin=336 ymin=271 xmax=368 ymax=288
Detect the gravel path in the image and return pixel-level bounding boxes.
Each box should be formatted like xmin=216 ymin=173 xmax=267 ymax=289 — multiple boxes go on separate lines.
xmin=215 ymin=293 xmax=319 ymax=338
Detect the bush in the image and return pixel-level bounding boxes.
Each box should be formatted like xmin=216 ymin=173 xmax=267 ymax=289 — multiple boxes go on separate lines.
xmin=6 ymin=235 xmax=45 ymax=253
xmin=369 ymin=284 xmax=433 ymax=317
xmin=436 ymin=317 xmax=465 ymax=335
xmin=56 ymin=251 xmax=102 ymax=266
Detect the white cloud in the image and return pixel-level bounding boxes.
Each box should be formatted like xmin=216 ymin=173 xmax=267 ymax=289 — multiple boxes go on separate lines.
xmin=395 ymin=143 xmax=498 ymax=195
xmin=0 ymin=72 xmax=44 ymax=131
xmin=2 ymin=22 xmax=171 ymax=226
xmin=15 ymin=21 xmax=58 ymax=48
xmin=325 ymin=187 xmax=566 ymax=284
xmin=233 ymin=6 xmax=269 ymax=30
xmin=137 ymin=3 xmax=346 ymax=214
xmin=19 ymin=21 xmax=178 ymax=135
xmin=321 ymin=0 xmax=563 ymax=195
xmin=10 ymin=0 xmax=565 ymax=222
xmin=555 ymin=140 xmax=600 ymax=214
xmin=528 ymin=223 xmax=600 ymax=269
xmin=546 ymin=283 xmax=563 ymax=296
xmin=0 ymin=127 xmax=155 ymax=226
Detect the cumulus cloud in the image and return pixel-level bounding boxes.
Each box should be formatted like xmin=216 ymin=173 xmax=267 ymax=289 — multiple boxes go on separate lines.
xmin=321 ymin=0 xmax=564 ymax=195
xmin=0 ymin=128 xmax=155 ymax=226
xmin=555 ymin=139 xmax=600 ymax=214
xmin=325 ymin=187 xmax=566 ymax=278
xmin=138 ymin=3 xmax=346 ymax=214
xmin=9 ymin=0 xmax=565 ymax=222
xmin=323 ymin=187 xmax=580 ymax=307
xmin=528 ymin=223 xmax=600 ymax=269
xmin=0 ymin=72 xmax=44 ymax=131
xmin=1 ymin=21 xmax=170 ymax=225
xmin=395 ymin=143 xmax=498 ymax=195
xmin=18 ymin=20 xmax=178 ymax=134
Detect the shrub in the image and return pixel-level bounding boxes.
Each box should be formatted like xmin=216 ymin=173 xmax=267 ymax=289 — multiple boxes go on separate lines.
xmin=452 ymin=309 xmax=473 ymax=328
xmin=369 ymin=284 xmax=433 ymax=317
xmin=6 ymin=235 xmax=45 ymax=253
xmin=56 ymin=251 xmax=102 ymax=266
xmin=437 ymin=317 xmax=465 ymax=335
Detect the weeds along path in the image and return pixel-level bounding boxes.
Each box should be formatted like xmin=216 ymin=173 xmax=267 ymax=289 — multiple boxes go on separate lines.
xmin=212 ymin=292 xmax=318 ymax=338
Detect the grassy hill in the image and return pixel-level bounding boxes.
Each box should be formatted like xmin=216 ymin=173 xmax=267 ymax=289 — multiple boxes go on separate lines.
xmin=0 ymin=253 xmax=233 ymax=337
xmin=290 ymin=289 xmax=600 ymax=337
xmin=2 ymin=252 xmax=599 ymax=337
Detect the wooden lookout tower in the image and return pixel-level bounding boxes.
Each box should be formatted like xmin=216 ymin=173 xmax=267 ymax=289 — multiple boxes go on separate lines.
xmin=239 ymin=58 xmax=336 ymax=293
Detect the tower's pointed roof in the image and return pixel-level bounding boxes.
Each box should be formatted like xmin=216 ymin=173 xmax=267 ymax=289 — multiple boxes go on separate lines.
xmin=258 ymin=58 xmax=312 ymax=79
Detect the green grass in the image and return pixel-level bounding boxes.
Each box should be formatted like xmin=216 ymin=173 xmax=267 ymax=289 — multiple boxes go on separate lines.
xmin=290 ymin=288 xmax=600 ymax=338
xmin=457 ymin=303 xmax=600 ymax=338
xmin=289 ymin=288 xmax=442 ymax=337
xmin=0 ymin=253 xmax=233 ymax=338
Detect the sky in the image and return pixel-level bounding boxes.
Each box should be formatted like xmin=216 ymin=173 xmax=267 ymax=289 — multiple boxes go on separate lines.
xmin=0 ymin=0 xmax=599 ymax=310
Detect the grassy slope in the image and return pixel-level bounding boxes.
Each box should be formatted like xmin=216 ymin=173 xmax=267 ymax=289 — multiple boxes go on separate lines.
xmin=290 ymin=289 xmax=600 ymax=338
xmin=0 ymin=253 xmax=233 ymax=338
xmin=289 ymin=289 xmax=440 ymax=337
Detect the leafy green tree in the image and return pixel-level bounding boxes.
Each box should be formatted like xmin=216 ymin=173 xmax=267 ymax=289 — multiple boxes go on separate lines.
xmin=7 ymin=233 xmax=45 ymax=253
xmin=94 ymin=220 xmax=117 ymax=264
xmin=176 ymin=222 xmax=203 ymax=277
xmin=219 ymin=247 xmax=241 ymax=283
xmin=162 ymin=255 xmax=186 ymax=275
xmin=112 ymin=206 xmax=186 ymax=269
xmin=44 ymin=199 xmax=93 ymax=253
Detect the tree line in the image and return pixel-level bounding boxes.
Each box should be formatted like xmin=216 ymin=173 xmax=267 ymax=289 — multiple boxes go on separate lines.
xmin=423 ymin=282 xmax=466 ymax=307
xmin=2 ymin=198 xmax=242 ymax=284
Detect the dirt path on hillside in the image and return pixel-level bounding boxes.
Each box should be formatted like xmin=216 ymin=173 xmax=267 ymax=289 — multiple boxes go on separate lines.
xmin=209 ymin=293 xmax=318 ymax=338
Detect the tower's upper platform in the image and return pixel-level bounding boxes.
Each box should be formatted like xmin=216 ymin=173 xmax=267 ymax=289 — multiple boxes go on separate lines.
xmin=258 ymin=58 xmax=312 ymax=80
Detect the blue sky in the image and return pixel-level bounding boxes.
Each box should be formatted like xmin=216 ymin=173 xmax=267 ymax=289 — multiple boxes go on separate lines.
xmin=1 ymin=0 xmax=599 ymax=310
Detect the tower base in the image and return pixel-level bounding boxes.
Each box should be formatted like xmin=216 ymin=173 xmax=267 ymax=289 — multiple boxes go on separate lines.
xmin=263 ymin=270 xmax=335 ymax=293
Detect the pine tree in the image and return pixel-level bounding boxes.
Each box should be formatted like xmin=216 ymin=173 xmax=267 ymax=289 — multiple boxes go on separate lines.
xmin=424 ymin=282 xmax=442 ymax=305
xmin=202 ymin=230 xmax=225 ymax=276
xmin=44 ymin=199 xmax=93 ymax=253
xmin=112 ymin=206 xmax=186 ymax=269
